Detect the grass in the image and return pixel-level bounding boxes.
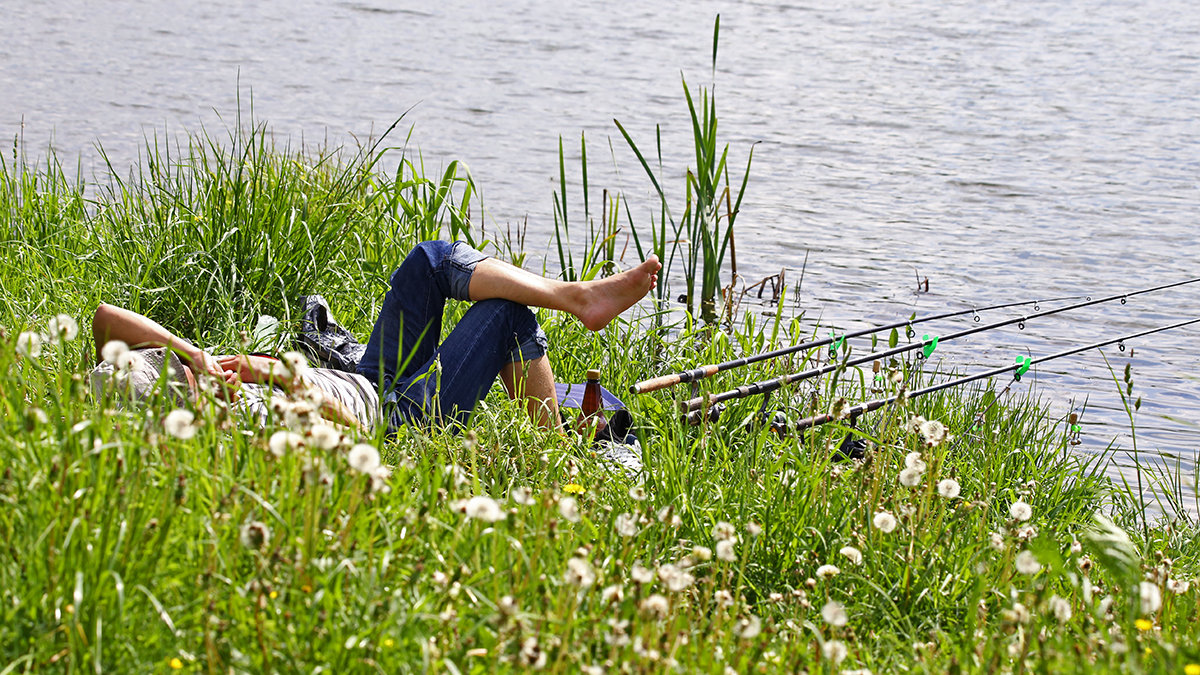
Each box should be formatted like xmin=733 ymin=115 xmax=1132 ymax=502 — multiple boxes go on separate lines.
xmin=4 ymin=118 xmax=1200 ymax=673
xmin=616 ymin=15 xmax=753 ymax=326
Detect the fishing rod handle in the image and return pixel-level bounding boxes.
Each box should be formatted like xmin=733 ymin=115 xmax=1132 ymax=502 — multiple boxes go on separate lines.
xmin=630 ymin=365 xmax=719 ymax=394
xmin=680 ymin=382 xmax=764 ymax=413
xmin=794 ymin=398 xmax=892 ymax=433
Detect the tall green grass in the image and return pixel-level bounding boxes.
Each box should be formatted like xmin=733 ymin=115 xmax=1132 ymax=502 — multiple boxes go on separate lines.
xmin=615 ymin=16 xmax=753 ymax=324
xmin=4 ymin=114 xmax=1200 ymax=672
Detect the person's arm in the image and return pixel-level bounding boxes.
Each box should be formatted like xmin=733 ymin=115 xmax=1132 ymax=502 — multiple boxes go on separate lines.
xmin=92 ymin=303 xmax=228 ymax=381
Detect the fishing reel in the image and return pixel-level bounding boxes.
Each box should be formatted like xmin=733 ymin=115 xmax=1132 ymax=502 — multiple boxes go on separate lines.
xmin=683 ymin=403 xmax=725 ymax=426
xmin=833 ymin=433 xmax=869 ymax=462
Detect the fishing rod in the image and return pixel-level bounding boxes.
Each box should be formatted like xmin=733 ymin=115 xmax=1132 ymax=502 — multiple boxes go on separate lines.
xmin=789 ymin=315 xmax=1200 ymax=433
xmin=680 ymin=275 xmax=1200 ymax=413
xmin=629 ymin=293 xmax=1086 ymax=395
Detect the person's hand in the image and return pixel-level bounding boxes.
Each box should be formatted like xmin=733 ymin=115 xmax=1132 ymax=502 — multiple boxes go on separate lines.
xmin=216 ymin=354 xmax=293 ymax=387
xmin=188 ymin=349 xmax=227 ymax=381
xmin=215 ymin=369 xmax=242 ymax=403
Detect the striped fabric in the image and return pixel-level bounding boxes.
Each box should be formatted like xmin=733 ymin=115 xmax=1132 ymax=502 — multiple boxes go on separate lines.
xmin=304 ymin=368 xmax=381 ymax=430
xmin=236 ymin=368 xmax=380 ymax=431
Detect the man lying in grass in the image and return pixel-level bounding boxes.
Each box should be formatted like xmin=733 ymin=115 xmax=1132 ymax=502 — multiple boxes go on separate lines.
xmin=91 ymin=240 xmax=660 ymax=433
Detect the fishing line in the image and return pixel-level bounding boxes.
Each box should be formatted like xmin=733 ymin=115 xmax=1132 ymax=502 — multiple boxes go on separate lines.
xmin=679 ymin=276 xmax=1200 ymax=413
xmin=630 ymin=293 xmax=1085 ymax=394
xmin=789 ymin=316 xmax=1200 ymax=433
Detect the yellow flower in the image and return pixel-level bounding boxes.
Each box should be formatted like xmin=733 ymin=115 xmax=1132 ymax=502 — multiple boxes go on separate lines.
xmin=1135 ymin=618 xmax=1153 ymax=631
xmin=269 ymin=591 xmax=278 ymax=600
xmin=301 ymin=584 xmax=312 ymax=594
xmin=168 ymin=658 xmax=183 ymax=670
xmin=1184 ymin=664 xmax=1200 ymax=675
xmin=563 ymin=484 xmax=585 ymax=495
xmin=383 ymin=638 xmax=395 ymax=648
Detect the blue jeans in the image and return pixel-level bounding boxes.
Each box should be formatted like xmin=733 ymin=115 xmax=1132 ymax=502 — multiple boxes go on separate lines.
xmin=357 ymin=241 xmax=548 ymax=430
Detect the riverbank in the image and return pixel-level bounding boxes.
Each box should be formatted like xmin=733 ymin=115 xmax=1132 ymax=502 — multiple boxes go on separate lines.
xmin=3 ymin=129 xmax=1199 ymax=673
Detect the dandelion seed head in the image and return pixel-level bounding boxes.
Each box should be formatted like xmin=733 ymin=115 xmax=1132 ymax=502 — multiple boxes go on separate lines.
xmin=919 ymin=419 xmax=947 ymax=446
xmin=240 ymin=520 xmax=270 ymax=550
xmin=735 ymin=614 xmax=762 ymax=639
xmin=511 ymin=486 xmax=534 ymax=505
xmin=370 ymin=464 xmax=392 ymax=493
xmin=280 ymin=351 xmax=310 ymax=378
xmin=1168 ymin=578 xmax=1191 ymax=594
xmin=936 ymin=478 xmax=961 ymax=499
xmin=564 ymin=557 xmax=596 ymax=588
xmin=1015 ymin=550 xmax=1041 ymax=575
xmin=640 ymin=593 xmax=670 ymax=619
xmin=693 ymin=545 xmax=712 ymax=562
xmin=1140 ymin=581 xmax=1162 ymax=615
xmin=1009 ymin=500 xmax=1033 ymax=522
xmin=16 ymin=331 xmax=44 ymax=358
xmin=822 ymin=639 xmax=848 ymax=664
xmin=904 ymin=451 xmax=925 ymax=471
xmin=518 ymin=637 xmax=546 ymax=669
xmin=163 ymin=409 xmax=197 ymax=439
xmin=101 ymin=340 xmax=129 ymax=364
xmin=712 ymin=521 xmax=737 ymax=541
xmin=307 ymin=423 xmax=341 ymax=450
xmin=899 ymin=467 xmax=923 ymax=487
xmin=615 ymin=512 xmax=639 ymax=537
xmin=816 ymin=564 xmax=840 ymax=579
xmin=559 ymin=496 xmax=581 ymax=523
xmin=839 ymin=546 xmax=863 ymax=565
xmin=268 ymin=430 xmax=303 ymax=457
xmin=631 ymin=563 xmax=655 ymax=584
xmin=657 ymin=564 xmax=695 ymax=592
xmin=463 ymin=495 xmax=506 ymax=522
xmin=347 ymin=443 xmax=381 ymax=474
xmin=822 ymin=600 xmax=848 ymax=627
xmin=745 ymin=521 xmax=763 ymax=537
xmin=716 ymin=539 xmax=737 ymax=562
xmin=714 ymin=589 xmax=735 ymax=608
xmin=117 ymin=350 xmax=146 ymax=372
xmin=628 ymin=485 xmax=647 ymax=501
xmin=47 ymin=314 xmax=79 ymax=344
xmin=989 ymin=531 xmax=1006 ymax=551
xmin=498 ymin=595 xmax=518 ymax=615
xmin=268 ymin=360 xmax=293 ymax=382
xmin=1005 ymin=602 xmax=1031 ymax=625
xmin=1047 ymin=595 xmax=1072 ymax=623
xmin=873 ymin=511 xmax=898 ymax=533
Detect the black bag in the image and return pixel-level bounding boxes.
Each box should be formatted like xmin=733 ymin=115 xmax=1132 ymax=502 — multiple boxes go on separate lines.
xmin=295 ymin=295 xmax=367 ymax=373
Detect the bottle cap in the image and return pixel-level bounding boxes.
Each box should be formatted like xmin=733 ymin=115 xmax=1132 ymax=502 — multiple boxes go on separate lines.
xmin=586 ymin=368 xmax=601 ymax=380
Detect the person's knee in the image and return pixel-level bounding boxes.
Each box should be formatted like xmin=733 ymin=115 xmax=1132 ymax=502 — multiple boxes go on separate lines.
xmin=473 ymin=299 xmax=546 ymax=360
xmin=92 ymin=303 xmax=117 ymax=340
xmin=473 ymin=298 xmax=530 ymax=322
xmin=391 ymin=241 xmax=453 ymax=290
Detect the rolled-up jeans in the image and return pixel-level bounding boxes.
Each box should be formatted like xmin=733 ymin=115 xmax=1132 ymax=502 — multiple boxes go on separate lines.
xmin=357 ymin=240 xmax=548 ymax=430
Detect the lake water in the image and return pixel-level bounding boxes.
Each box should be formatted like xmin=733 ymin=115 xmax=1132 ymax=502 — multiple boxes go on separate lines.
xmin=4 ymin=0 xmax=1199 ymax=515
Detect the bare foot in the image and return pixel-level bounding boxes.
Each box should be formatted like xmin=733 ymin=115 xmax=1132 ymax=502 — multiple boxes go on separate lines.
xmin=574 ymin=256 xmax=661 ymax=330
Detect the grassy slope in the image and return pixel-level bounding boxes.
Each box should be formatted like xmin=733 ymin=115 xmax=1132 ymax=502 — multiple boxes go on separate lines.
xmin=2 ymin=128 xmax=1200 ymax=674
